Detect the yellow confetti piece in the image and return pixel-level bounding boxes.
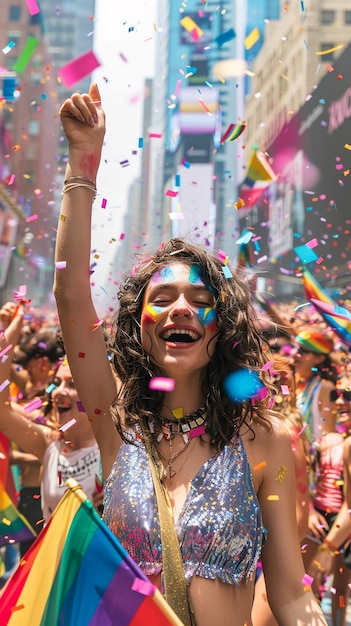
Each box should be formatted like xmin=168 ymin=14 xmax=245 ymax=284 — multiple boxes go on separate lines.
xmin=172 ymin=408 xmax=184 ymax=419
xmin=316 ymin=44 xmax=344 ymax=55
xmin=253 ymin=461 xmax=267 ymax=471
xmin=180 ymin=16 xmax=203 ymax=39
xmin=245 ymin=27 xmax=260 ymax=50
xmin=275 ymin=465 xmax=288 ymax=483
xmin=59 ymin=214 xmax=66 ymax=222
xmin=2 ymin=517 xmax=11 ymax=526
xmin=344 ymin=144 xmax=351 ymax=151
xmin=267 ymin=494 xmax=279 ymax=501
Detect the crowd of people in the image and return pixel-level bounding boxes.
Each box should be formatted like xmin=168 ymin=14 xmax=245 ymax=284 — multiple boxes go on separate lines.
xmin=0 ymin=83 xmax=351 ymax=624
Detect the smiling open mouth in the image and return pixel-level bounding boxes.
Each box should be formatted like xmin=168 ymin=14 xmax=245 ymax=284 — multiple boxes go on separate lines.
xmin=161 ymin=329 xmax=200 ymax=343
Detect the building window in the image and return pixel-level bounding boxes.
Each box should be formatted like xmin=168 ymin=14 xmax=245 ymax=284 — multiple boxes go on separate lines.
xmin=9 ymin=5 xmax=21 ymax=21
xmin=320 ymin=10 xmax=335 ymax=25
xmin=320 ymin=42 xmax=334 ymax=62
xmin=345 ymin=11 xmax=351 ymax=24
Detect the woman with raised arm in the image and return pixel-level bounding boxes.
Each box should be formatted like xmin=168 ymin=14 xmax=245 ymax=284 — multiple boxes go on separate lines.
xmin=54 ymin=83 xmax=327 ymax=626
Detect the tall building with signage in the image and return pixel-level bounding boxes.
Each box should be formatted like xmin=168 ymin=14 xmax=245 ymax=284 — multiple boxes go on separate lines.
xmin=238 ymin=0 xmax=351 ymax=299
xmin=0 ymin=0 xmax=96 ymax=305
xmin=239 ymin=45 xmax=351 ymax=299
xmin=143 ymin=0 xmax=250 ymax=256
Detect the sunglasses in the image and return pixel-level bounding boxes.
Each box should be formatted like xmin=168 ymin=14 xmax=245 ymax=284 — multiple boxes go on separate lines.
xmin=330 ymin=389 xmax=351 ymax=402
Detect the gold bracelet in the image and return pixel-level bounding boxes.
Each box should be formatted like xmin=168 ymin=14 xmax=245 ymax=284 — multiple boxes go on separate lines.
xmin=62 ymin=182 xmax=97 ymax=200
xmin=64 ymin=175 xmax=96 ymax=185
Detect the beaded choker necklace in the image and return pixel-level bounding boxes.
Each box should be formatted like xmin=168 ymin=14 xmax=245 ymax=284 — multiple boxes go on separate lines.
xmin=148 ymin=405 xmax=207 ymax=444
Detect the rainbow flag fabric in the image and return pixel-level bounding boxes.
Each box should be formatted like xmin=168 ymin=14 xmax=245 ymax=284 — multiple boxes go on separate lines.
xmin=238 ymin=149 xmax=276 ymax=209
xmin=0 ymin=479 xmax=183 ymax=626
xmin=0 ymin=433 xmax=36 ymax=547
xmin=301 ymin=266 xmax=351 ymax=346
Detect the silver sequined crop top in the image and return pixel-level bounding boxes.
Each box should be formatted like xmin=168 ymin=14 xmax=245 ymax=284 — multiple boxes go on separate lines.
xmin=103 ymin=433 xmax=265 ymax=586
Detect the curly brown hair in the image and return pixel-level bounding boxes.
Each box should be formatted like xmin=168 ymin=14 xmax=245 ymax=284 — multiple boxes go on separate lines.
xmin=109 ymin=238 xmax=277 ymax=449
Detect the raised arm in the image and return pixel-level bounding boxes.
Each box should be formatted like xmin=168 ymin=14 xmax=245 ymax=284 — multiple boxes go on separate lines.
xmin=54 ymin=83 xmax=120 ymax=478
xmin=0 ymin=305 xmax=53 ymax=461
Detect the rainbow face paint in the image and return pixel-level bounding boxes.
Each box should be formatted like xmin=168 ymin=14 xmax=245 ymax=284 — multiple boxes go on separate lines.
xmin=141 ymin=263 xmax=218 ymax=329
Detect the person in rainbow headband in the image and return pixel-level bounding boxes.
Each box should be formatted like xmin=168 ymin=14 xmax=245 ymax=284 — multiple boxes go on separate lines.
xmin=293 ymin=328 xmax=337 ymax=444
xmin=53 ymin=82 xmax=327 ymax=626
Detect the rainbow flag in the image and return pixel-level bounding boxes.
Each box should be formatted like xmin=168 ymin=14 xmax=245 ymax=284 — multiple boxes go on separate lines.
xmin=0 ymin=433 xmax=36 ymax=547
xmin=0 ymin=479 xmax=184 ymax=626
xmin=238 ymin=149 xmax=276 ymax=209
xmin=0 ymin=486 xmax=36 ymax=548
xmin=301 ymin=266 xmax=351 ymax=346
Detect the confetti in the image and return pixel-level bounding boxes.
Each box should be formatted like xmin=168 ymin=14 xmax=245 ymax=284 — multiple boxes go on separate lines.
xmin=245 ymin=27 xmax=260 ymax=50
xmin=267 ymin=495 xmax=279 ymax=501
xmin=301 ymin=574 xmax=313 ymax=587
xmin=2 ymin=42 xmax=16 ymax=54
xmin=59 ymin=418 xmax=77 ymax=433
xmin=25 ymin=0 xmax=40 ymax=15
xmin=58 ymin=50 xmax=101 ymax=87
xmin=253 ymin=461 xmax=267 ymax=471
xmin=13 ymin=36 xmax=39 ymax=73
xmin=25 ymin=214 xmax=38 ymax=223
xmin=215 ymin=28 xmax=236 ymax=48
xmin=224 ymin=369 xmax=265 ymax=402
xmin=148 ymin=377 xmax=175 ymax=392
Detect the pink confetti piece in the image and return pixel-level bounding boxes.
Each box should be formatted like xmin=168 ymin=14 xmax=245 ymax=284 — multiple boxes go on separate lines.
xmin=58 ymin=50 xmax=101 ymax=88
xmin=26 ymin=214 xmax=38 ymax=223
xmin=198 ymin=98 xmax=211 ymax=114
xmin=120 ymin=233 xmax=125 ymax=240
xmin=25 ymin=0 xmax=40 ymax=15
xmin=55 ymin=261 xmax=67 ymax=270
xmin=8 ymin=174 xmax=15 ymax=185
xmin=165 ymin=190 xmax=178 ymax=197
xmin=301 ymin=574 xmax=313 ymax=587
xmin=0 ymin=344 xmax=13 ymax=359
xmin=149 ymin=132 xmax=163 ymax=138
xmin=59 ymin=418 xmax=77 ymax=433
xmin=217 ymin=249 xmax=227 ymax=262
xmin=119 ymin=52 xmax=128 ymax=63
xmin=101 ymin=198 xmax=107 ymax=209
xmin=23 ymin=398 xmax=43 ymax=413
xmin=261 ymin=361 xmax=274 ymax=371
xmin=306 ymin=238 xmax=318 ymax=249
xmin=148 ymin=377 xmax=175 ymax=392
xmin=281 ymin=384 xmax=290 ymax=395
xmin=0 ymin=379 xmax=10 ymax=393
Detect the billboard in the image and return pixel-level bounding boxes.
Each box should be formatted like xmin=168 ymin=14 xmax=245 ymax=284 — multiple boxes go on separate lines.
xmin=239 ymin=44 xmax=351 ymax=297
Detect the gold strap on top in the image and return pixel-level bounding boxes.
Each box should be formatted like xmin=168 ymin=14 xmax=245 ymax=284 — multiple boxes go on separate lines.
xmin=145 ymin=441 xmax=196 ymax=626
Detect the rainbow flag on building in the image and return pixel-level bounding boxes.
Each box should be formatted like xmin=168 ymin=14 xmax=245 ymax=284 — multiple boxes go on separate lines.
xmin=301 ymin=266 xmax=351 ymax=346
xmin=0 ymin=479 xmax=183 ymax=626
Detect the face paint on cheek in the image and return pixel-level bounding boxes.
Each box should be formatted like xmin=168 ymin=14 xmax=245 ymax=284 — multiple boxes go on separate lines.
xmin=197 ymin=306 xmax=218 ymax=331
xmin=141 ymin=304 xmax=162 ymax=326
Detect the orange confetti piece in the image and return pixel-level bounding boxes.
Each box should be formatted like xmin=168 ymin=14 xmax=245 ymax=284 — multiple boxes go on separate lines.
xmin=198 ymin=98 xmax=211 ymax=114
xmin=253 ymin=461 xmax=267 ymax=471
xmin=11 ymin=604 xmax=25 ymax=612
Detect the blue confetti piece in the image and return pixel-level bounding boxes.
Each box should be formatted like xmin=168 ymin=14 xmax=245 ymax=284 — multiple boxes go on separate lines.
xmin=294 ymin=244 xmax=318 ymax=264
xmin=222 ymin=265 xmax=233 ymax=279
xmin=224 ymin=370 xmax=264 ymax=402
xmin=214 ymin=28 xmax=236 ymax=48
